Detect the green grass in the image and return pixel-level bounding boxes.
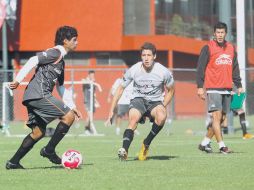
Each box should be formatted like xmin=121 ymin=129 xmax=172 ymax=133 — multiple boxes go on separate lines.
xmin=1 ymin=118 xmax=254 ymax=190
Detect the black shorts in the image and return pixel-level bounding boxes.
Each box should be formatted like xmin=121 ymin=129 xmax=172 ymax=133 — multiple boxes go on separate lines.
xmin=129 ymin=97 xmax=163 ymax=124
xmin=23 ymin=96 xmax=70 ymax=129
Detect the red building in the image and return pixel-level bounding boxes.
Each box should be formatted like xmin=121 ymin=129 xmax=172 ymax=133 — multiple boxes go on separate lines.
xmin=3 ymin=0 xmax=254 ymax=120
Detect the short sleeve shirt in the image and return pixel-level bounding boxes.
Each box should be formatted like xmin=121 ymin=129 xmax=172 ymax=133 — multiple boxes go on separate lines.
xmin=121 ymin=62 xmax=174 ymax=101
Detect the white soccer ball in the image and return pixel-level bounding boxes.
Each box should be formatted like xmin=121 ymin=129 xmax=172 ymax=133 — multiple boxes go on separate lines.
xmin=62 ymin=149 xmax=83 ymax=169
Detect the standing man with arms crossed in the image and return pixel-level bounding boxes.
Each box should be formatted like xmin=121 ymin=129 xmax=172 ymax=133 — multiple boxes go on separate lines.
xmin=6 ymin=26 xmax=82 ymax=169
xmin=106 ymin=42 xmax=174 ymax=161
xmin=197 ymin=22 xmax=243 ymax=154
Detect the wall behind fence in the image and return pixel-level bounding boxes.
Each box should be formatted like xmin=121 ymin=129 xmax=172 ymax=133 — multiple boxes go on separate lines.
xmin=1 ymin=68 xmax=208 ymax=123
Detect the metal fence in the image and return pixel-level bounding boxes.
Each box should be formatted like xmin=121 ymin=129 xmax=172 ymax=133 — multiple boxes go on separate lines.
xmin=1 ymin=68 xmax=254 ymax=129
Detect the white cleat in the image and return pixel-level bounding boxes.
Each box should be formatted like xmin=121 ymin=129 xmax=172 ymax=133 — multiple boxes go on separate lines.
xmin=118 ymin=147 xmax=127 ymax=161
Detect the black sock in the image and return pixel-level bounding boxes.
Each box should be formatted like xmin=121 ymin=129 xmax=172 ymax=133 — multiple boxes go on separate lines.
xmin=144 ymin=123 xmax=163 ymax=146
xmin=239 ymin=113 xmax=247 ymax=135
xmin=122 ymin=129 xmax=134 ymax=152
xmin=45 ymin=122 xmax=70 ymax=153
xmin=9 ymin=134 xmax=37 ymax=164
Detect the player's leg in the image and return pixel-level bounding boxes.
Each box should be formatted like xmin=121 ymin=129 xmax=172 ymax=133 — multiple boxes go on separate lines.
xmin=221 ymin=115 xmax=228 ymax=135
xmin=6 ymin=126 xmax=45 ymax=170
xmin=31 ymin=96 xmax=73 ymax=164
xmin=43 ymin=110 xmax=75 ymax=153
xmin=118 ymin=98 xmax=144 ymax=161
xmin=199 ymin=113 xmax=214 ymax=153
xmin=217 ymin=94 xmax=233 ymax=153
xmin=138 ymin=103 xmax=166 ymax=161
xmin=115 ymin=116 xmax=121 ymax=135
xmin=84 ymin=102 xmax=92 ymax=134
xmin=116 ymin=104 xmax=129 ymax=135
xmin=118 ymin=108 xmax=141 ymax=160
xmin=144 ymin=104 xmax=166 ymax=146
xmin=236 ymin=109 xmax=254 ymax=139
xmin=6 ymin=102 xmax=46 ymax=169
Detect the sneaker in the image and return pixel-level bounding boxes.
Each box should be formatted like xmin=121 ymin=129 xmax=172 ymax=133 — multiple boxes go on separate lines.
xmin=118 ymin=147 xmax=128 ymax=161
xmin=84 ymin=129 xmax=92 ymax=136
xmin=198 ymin=143 xmax=213 ymax=153
xmin=40 ymin=147 xmax=61 ymax=164
xmin=6 ymin=161 xmax=24 ymax=170
xmin=138 ymin=143 xmax=149 ymax=161
xmin=243 ymin=133 xmax=254 ymax=140
xmin=219 ymin=147 xmax=233 ymax=154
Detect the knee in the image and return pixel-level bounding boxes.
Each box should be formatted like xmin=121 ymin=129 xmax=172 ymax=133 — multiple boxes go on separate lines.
xmin=155 ymin=112 xmax=167 ymax=126
xmin=31 ymin=127 xmax=45 ymax=140
xmin=61 ymin=111 xmax=75 ymax=126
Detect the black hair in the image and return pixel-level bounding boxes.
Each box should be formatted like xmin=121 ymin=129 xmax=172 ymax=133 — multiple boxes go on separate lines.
xmin=140 ymin=42 xmax=157 ymax=55
xmin=54 ymin=26 xmax=78 ymax=45
xmin=88 ymin=70 xmax=95 ymax=74
xmin=214 ymin=22 xmax=227 ymax=33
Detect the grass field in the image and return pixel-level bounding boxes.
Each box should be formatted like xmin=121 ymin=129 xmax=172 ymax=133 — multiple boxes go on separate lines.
xmin=1 ymin=118 xmax=254 ymax=190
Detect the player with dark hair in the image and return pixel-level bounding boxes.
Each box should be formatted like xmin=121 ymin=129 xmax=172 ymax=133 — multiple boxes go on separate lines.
xmin=106 ymin=42 xmax=174 ymax=161
xmin=197 ymin=22 xmax=243 ymax=154
xmin=6 ymin=26 xmax=82 ymax=169
xmin=82 ymin=70 xmax=102 ymax=135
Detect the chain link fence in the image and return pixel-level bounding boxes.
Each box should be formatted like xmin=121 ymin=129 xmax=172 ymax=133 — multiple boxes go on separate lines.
xmin=1 ymin=68 xmax=254 ymax=133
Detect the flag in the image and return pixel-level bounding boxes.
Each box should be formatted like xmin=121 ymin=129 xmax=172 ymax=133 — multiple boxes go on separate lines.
xmin=0 ymin=1 xmax=6 ymax=29
xmin=1 ymin=0 xmax=17 ymax=31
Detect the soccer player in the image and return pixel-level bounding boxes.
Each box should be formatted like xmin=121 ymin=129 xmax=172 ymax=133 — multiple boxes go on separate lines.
xmin=82 ymin=70 xmax=102 ymax=135
xmin=197 ymin=22 xmax=243 ymax=154
xmin=6 ymin=26 xmax=82 ymax=169
xmin=107 ymin=72 xmax=140 ymax=135
xmin=106 ymin=42 xmax=174 ymax=161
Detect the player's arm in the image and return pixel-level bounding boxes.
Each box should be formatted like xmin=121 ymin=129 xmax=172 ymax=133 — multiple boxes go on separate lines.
xmin=163 ymin=85 xmax=175 ymax=107
xmin=9 ymin=56 xmax=39 ymax=90
xmin=162 ymin=70 xmax=175 ymax=107
xmin=94 ymin=82 xmax=102 ymax=92
xmin=106 ymin=84 xmax=124 ymax=125
xmin=232 ymin=51 xmax=243 ymax=95
xmin=196 ymin=45 xmax=209 ymax=100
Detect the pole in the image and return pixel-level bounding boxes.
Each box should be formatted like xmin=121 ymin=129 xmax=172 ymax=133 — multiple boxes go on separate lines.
xmin=236 ymin=0 xmax=246 ymax=98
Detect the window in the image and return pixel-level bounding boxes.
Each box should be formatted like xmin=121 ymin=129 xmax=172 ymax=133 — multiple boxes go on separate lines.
xmin=96 ymin=52 xmax=125 ymax=66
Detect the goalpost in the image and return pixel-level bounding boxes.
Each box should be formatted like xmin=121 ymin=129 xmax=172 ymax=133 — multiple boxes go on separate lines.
xmin=1 ymin=80 xmax=103 ymax=137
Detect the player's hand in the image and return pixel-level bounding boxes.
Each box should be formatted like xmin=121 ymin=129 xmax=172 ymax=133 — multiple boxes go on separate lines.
xmin=197 ymin=88 xmax=205 ymax=100
xmin=72 ymin=108 xmax=82 ymax=120
xmin=237 ymin=88 xmax=244 ymax=96
xmin=105 ymin=111 xmax=114 ymax=127
xmin=9 ymin=81 xmax=20 ymax=90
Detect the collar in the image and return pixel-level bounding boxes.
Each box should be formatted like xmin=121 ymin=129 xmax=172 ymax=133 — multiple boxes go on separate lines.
xmin=215 ymin=40 xmax=227 ymax=48
xmin=55 ymin=45 xmax=67 ymax=57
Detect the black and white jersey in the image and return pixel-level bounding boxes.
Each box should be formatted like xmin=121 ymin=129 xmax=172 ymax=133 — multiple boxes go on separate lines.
xmin=121 ymin=62 xmax=174 ymax=101
xmin=23 ymin=45 xmax=66 ymax=102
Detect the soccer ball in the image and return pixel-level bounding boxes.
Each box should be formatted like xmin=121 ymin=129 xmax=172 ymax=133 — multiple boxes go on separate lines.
xmin=61 ymin=149 xmax=83 ymax=169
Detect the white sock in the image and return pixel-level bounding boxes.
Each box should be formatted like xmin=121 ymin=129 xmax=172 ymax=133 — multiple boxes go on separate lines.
xmin=218 ymin=141 xmax=226 ymax=149
xmin=201 ymin=137 xmax=211 ymax=146
xmin=116 ymin=127 xmax=120 ymax=135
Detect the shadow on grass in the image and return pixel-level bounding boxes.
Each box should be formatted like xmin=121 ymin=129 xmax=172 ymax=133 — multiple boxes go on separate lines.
xmin=147 ymin=155 xmax=179 ymax=160
xmin=26 ymin=163 xmax=93 ymax=170
xmin=125 ymin=155 xmax=178 ymax=161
